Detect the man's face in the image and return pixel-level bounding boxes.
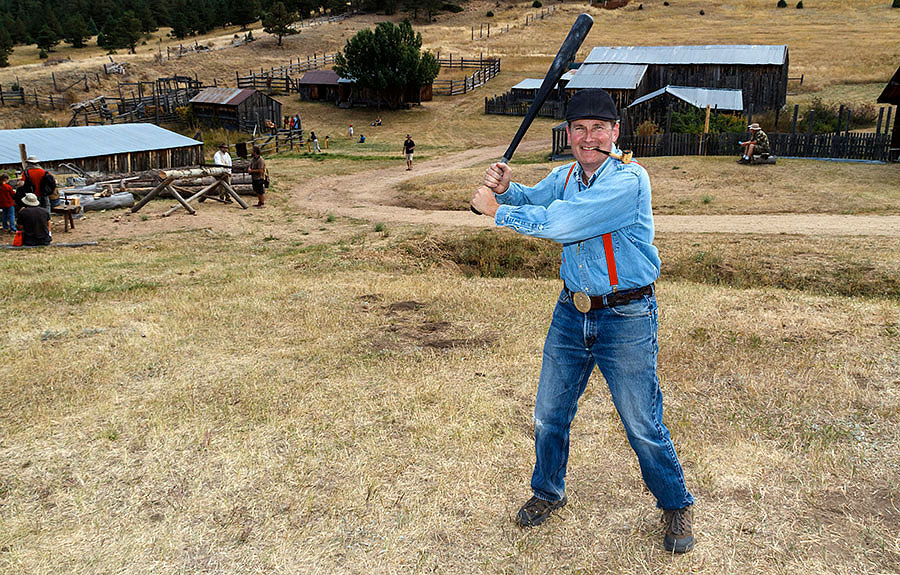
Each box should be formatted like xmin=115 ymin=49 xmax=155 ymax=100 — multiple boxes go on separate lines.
xmin=567 ymin=118 xmax=619 ymax=174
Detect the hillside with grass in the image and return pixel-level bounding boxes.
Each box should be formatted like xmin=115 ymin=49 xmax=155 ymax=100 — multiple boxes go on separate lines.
xmin=1 ymin=1 xmax=899 ymax=574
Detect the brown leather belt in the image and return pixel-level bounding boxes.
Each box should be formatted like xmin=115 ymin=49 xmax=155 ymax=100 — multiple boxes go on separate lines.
xmin=565 ymin=284 xmax=654 ymax=313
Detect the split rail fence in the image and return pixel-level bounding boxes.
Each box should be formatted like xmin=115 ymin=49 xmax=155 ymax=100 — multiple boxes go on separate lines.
xmin=433 ymin=56 xmax=501 ymax=96
xmin=236 ymin=53 xmax=337 ymax=92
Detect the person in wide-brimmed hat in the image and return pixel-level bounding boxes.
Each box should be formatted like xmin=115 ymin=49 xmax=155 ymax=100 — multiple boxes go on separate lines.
xmin=738 ymin=122 xmax=770 ymax=163
xmin=470 ymin=88 xmax=696 ymax=553
xmin=17 ymin=193 xmax=52 ymax=246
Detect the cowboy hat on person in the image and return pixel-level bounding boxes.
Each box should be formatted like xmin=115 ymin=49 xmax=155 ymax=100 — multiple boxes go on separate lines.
xmin=747 ymin=123 xmax=761 ymax=131
xmin=22 ymin=193 xmax=39 ymax=207
xmin=219 ymin=143 xmax=228 ymax=149
xmin=25 ymin=155 xmax=41 ymax=165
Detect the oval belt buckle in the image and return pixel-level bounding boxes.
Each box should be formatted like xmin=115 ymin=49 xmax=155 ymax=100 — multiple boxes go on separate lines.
xmin=573 ymin=291 xmax=592 ymax=313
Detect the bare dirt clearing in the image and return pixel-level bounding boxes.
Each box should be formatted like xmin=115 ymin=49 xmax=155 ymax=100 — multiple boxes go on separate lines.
xmin=51 ymin=140 xmax=900 ymax=247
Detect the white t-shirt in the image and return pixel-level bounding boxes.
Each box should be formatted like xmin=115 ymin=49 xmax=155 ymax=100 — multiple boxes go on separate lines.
xmin=213 ymin=150 xmax=233 ymax=173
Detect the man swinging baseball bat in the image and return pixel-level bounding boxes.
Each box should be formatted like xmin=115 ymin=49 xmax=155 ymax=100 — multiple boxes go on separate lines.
xmin=470 ymin=83 xmax=696 ymax=550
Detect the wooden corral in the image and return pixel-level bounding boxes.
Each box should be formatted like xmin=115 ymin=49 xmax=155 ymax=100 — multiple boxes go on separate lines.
xmin=0 ymin=125 xmax=204 ymax=173
xmin=190 ymin=88 xmax=282 ymax=133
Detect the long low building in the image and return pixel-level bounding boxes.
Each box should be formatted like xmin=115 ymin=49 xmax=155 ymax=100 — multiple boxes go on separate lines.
xmin=0 ymin=124 xmax=204 ymax=173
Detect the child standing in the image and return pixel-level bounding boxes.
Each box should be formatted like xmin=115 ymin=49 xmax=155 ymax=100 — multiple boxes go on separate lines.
xmin=0 ymin=175 xmax=16 ymax=233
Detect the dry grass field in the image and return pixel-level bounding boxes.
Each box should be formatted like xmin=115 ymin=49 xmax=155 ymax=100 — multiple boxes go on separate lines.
xmin=2 ymin=1 xmax=900 ymax=574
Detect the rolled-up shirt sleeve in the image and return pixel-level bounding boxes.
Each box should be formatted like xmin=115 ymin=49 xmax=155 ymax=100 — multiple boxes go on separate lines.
xmin=495 ymin=166 xmax=647 ymax=244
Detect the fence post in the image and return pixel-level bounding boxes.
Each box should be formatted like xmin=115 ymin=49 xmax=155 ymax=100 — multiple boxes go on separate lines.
xmin=33 ymin=88 xmax=38 ymax=106
xmin=876 ymin=107 xmax=884 ymax=135
xmin=0 ymin=84 xmax=4 ymax=105
xmin=791 ymin=104 xmax=798 ymax=134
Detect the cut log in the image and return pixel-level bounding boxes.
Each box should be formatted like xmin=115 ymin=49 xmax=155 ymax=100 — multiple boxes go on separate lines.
xmin=69 ymin=191 xmax=135 ymax=211
xmin=158 ymin=167 xmax=229 ymax=179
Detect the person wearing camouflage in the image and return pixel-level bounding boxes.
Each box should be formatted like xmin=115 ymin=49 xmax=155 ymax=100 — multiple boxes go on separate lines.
xmin=738 ymin=123 xmax=770 ymax=163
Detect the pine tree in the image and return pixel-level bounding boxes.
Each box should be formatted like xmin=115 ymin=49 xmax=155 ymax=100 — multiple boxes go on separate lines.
xmin=35 ymin=24 xmax=59 ymax=53
xmin=262 ymin=2 xmax=297 ymax=46
xmin=0 ymin=27 xmax=12 ymax=67
xmin=64 ymin=14 xmax=91 ymax=48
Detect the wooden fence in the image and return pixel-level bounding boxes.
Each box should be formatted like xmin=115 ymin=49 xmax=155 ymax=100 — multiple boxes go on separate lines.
xmin=552 ymin=129 xmax=894 ymax=162
xmin=485 ymin=93 xmax=565 ymax=119
xmin=236 ymin=53 xmax=337 ymax=92
xmin=0 ymin=85 xmax=72 ymax=110
xmin=237 ymin=128 xmax=305 ymax=158
xmin=433 ymin=58 xmax=501 ymax=96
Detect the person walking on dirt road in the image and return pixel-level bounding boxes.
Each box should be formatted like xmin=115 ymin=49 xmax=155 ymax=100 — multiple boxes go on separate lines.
xmin=403 ymin=135 xmax=415 ymax=171
xmin=470 ymin=88 xmax=696 ymax=553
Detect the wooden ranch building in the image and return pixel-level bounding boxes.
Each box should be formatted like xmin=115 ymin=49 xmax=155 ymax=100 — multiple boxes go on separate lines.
xmin=0 ymin=124 xmax=203 ymax=173
xmin=876 ymin=65 xmax=900 ymax=161
xmin=190 ymin=87 xmax=282 ymax=132
xmin=298 ymin=70 xmax=341 ymax=103
xmin=625 ymin=85 xmax=744 ymax=128
xmin=580 ymin=44 xmax=789 ymax=114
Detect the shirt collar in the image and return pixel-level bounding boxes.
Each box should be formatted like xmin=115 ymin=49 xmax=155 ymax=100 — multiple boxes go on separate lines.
xmin=573 ymin=144 xmax=620 ymax=187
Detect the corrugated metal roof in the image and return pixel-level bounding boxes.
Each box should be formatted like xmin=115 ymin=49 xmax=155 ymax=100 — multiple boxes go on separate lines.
xmin=0 ymin=124 xmax=202 ymax=165
xmin=511 ymin=78 xmax=561 ymax=90
xmin=628 ymin=85 xmax=744 ymax=110
xmin=566 ymin=64 xmax=648 ymax=90
xmin=190 ymin=87 xmax=256 ymax=105
xmin=298 ymin=70 xmax=341 ymax=85
xmin=586 ymin=45 xmax=788 ymax=65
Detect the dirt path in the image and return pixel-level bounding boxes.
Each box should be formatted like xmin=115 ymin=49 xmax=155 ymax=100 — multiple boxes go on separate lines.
xmin=291 ymin=142 xmax=900 ymax=237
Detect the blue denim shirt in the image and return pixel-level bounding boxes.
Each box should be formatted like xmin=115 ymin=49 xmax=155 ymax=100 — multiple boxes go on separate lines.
xmin=493 ymin=148 xmax=660 ymax=296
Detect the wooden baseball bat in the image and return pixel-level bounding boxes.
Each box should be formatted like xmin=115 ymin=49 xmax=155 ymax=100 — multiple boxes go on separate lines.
xmin=471 ymin=13 xmax=594 ymax=214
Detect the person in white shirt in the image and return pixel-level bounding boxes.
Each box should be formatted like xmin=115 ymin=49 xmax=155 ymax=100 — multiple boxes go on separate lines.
xmin=213 ymin=143 xmax=234 ymax=203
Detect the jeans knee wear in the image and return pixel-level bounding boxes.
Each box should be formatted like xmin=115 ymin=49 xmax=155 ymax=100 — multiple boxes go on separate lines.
xmin=530 ymin=290 xmax=694 ymax=510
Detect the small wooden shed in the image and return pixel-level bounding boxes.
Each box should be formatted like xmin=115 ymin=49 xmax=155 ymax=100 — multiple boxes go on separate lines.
xmin=625 ymin=85 xmax=744 ymax=129
xmin=876 ymin=65 xmax=900 ymax=161
xmin=298 ymin=70 xmax=341 ymax=103
xmin=190 ymin=87 xmax=282 ymax=132
xmin=0 ymin=124 xmax=203 ymax=173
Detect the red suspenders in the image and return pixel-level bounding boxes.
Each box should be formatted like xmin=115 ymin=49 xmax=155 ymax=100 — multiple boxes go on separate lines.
xmin=562 ymin=163 xmax=619 ymax=290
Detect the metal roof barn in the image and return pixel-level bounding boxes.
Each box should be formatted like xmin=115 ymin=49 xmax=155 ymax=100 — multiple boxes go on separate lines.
xmin=586 ymin=45 xmax=788 ymax=66
xmin=0 ymin=124 xmax=204 ymax=172
xmin=189 ymin=87 xmax=281 ymax=132
xmin=629 ymin=86 xmax=744 ymax=110
xmin=189 ymin=87 xmax=256 ymax=106
xmin=566 ymin=64 xmax=649 ymax=90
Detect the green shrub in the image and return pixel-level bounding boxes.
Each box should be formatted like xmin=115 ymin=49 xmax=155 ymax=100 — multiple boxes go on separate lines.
xmin=532 ymin=0 xmax=542 ymax=7
xmin=796 ymin=0 xmax=803 ymax=7
xmin=19 ymin=114 xmax=58 ymax=128
xmin=636 ymin=119 xmax=660 ymax=136
xmin=486 ymin=10 xmax=494 ymax=16
xmin=777 ymin=0 xmax=787 ymax=6
xmin=893 ymin=0 xmax=899 ymax=8
xmin=668 ymin=108 xmax=745 ymax=134
xmin=441 ymin=3 xmax=464 ymax=12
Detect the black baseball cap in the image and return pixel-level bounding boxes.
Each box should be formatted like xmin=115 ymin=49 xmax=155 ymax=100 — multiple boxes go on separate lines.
xmin=566 ymin=88 xmax=619 ymax=123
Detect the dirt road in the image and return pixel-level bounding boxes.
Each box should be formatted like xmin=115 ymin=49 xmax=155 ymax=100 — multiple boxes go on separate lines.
xmin=291 ymin=141 xmax=900 ymax=237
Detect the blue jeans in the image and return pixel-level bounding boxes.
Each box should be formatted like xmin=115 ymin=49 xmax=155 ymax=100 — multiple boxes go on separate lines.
xmin=1 ymin=206 xmax=14 ymax=231
xmin=530 ymin=289 xmax=694 ymax=510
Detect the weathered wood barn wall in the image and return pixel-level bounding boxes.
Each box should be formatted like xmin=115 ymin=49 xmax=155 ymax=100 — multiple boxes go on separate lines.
xmin=0 ymin=125 xmax=204 ymax=173
xmin=581 ymin=45 xmax=789 ymax=114
xmin=190 ymin=88 xmax=282 ymax=132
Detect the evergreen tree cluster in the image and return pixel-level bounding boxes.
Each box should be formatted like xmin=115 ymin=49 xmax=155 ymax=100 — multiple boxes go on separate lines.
xmin=0 ymin=0 xmax=462 ymax=65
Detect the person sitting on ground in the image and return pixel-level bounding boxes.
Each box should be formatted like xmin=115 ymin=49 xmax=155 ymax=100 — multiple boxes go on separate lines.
xmin=358 ymin=134 xmax=366 ymax=143
xmin=17 ymin=193 xmax=51 ymax=246
xmin=0 ymin=174 xmax=16 ymax=233
xmin=372 ymin=116 xmax=382 ymax=126
xmin=738 ymin=123 xmax=770 ymax=163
